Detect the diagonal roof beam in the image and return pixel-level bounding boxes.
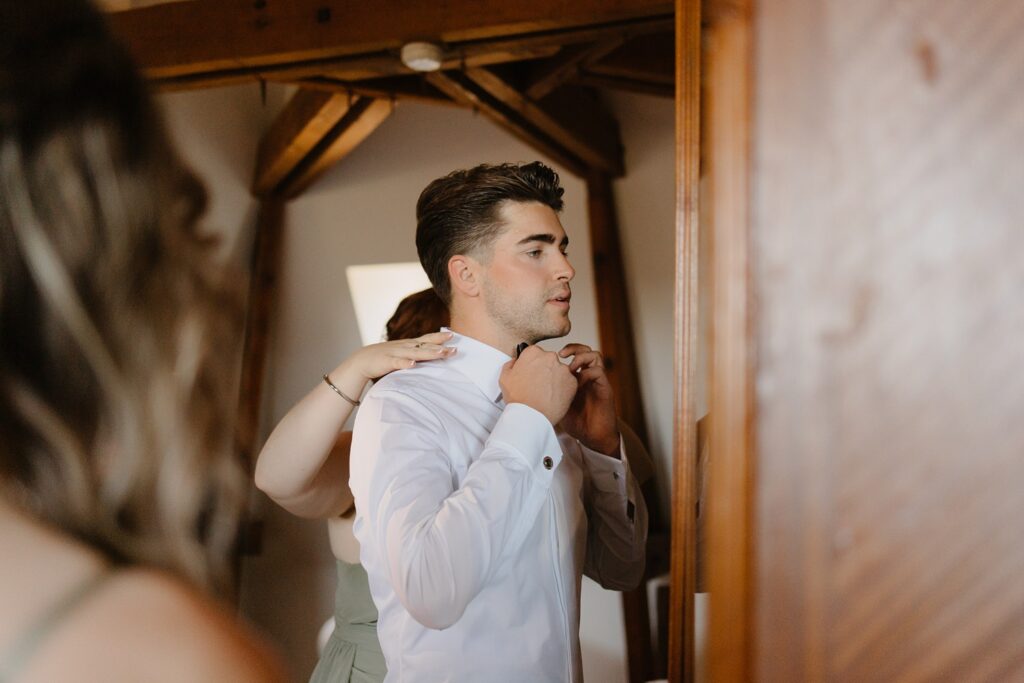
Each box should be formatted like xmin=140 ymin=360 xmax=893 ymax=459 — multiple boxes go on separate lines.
xmin=463 ymin=68 xmax=624 ymax=177
xmin=426 ymin=68 xmax=624 ymax=179
xmin=426 ymin=70 xmax=592 ymax=179
xmin=254 ymin=89 xmax=392 ymax=199
xmin=524 ymin=38 xmax=627 ymax=101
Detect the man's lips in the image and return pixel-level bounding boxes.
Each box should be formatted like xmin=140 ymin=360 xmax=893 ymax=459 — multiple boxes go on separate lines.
xmin=548 ymin=292 xmax=571 ymax=308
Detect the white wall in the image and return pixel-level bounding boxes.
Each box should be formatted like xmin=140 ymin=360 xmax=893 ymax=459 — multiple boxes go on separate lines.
xmin=160 ymin=84 xmax=675 ymax=682
xmin=160 ymin=83 xmax=284 ymax=263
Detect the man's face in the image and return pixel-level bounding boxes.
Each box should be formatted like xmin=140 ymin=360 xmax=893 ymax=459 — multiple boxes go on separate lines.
xmin=477 ymin=201 xmax=575 ymax=344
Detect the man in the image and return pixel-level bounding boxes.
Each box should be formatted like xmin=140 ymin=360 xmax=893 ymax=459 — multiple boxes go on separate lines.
xmin=350 ymin=162 xmax=648 ymax=682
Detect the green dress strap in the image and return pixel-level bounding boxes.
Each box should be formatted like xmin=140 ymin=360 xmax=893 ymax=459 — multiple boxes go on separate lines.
xmin=0 ymin=569 xmax=113 ymax=683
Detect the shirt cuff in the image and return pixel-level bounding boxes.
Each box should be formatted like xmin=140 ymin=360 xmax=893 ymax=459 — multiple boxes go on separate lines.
xmin=582 ymin=434 xmax=631 ymax=494
xmin=489 ymin=403 xmax=563 ymax=475
xmin=583 ymin=436 xmax=638 ymax=523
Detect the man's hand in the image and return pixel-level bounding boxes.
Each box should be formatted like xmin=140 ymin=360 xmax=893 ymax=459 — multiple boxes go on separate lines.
xmin=499 ymin=345 xmax=577 ymax=425
xmin=557 ymin=344 xmax=620 ymax=457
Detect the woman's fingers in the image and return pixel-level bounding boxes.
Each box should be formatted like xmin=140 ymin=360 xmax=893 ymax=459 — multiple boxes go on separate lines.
xmin=416 ymin=330 xmax=454 ymax=343
xmin=384 ymin=332 xmax=456 ymax=364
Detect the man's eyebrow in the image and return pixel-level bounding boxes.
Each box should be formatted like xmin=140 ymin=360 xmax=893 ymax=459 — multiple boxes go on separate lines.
xmin=517 ymin=233 xmax=570 ymax=248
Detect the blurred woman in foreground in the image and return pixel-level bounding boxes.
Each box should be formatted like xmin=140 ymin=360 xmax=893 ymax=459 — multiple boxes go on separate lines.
xmin=0 ymin=2 xmax=286 ymax=680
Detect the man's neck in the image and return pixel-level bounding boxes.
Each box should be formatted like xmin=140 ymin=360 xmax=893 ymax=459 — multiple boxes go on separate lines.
xmin=448 ymin=312 xmax=519 ymax=358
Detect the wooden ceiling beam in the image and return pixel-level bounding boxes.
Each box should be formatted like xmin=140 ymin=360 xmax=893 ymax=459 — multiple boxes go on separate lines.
xmin=425 ymin=70 xmax=591 ymax=178
xmin=586 ymin=32 xmax=675 ymax=86
xmin=576 ymin=73 xmax=674 ymax=98
xmin=153 ymin=44 xmax=563 ymax=93
xmin=254 ymin=89 xmax=392 ymax=199
xmin=253 ymin=89 xmax=353 ymax=196
xmin=142 ymin=15 xmax=672 ymax=92
xmin=109 ymin=0 xmax=672 ymax=81
xmin=463 ymin=68 xmax=624 ymax=177
xmin=297 ymin=76 xmax=456 ymax=108
xmin=524 ymin=38 xmax=626 ymax=101
xmin=280 ymin=97 xmax=392 ymax=199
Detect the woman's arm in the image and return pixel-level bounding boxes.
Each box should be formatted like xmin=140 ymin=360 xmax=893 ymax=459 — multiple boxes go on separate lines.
xmin=254 ymin=331 xmax=454 ymax=519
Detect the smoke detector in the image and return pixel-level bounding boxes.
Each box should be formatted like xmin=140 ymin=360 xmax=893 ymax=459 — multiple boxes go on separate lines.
xmin=400 ymin=42 xmax=445 ymax=72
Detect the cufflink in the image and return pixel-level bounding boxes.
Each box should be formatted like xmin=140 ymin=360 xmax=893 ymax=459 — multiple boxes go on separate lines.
xmin=543 ymin=456 xmax=554 ymax=470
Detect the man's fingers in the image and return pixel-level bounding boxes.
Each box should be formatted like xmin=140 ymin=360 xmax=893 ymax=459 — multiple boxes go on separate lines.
xmin=576 ymin=366 xmax=607 ymax=388
xmin=568 ymin=351 xmax=603 ymax=373
xmin=559 ymin=343 xmax=592 ymax=358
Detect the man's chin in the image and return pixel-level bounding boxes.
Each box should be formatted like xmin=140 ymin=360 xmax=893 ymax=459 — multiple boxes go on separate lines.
xmin=529 ymin=320 xmax=571 ymax=343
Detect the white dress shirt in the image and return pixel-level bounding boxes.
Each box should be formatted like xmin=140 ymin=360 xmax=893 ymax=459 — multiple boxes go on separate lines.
xmin=349 ymin=331 xmax=648 ymax=683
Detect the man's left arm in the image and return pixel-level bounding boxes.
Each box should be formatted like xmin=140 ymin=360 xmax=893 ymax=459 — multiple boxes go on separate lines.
xmin=579 ymin=435 xmax=648 ymax=590
xmin=559 ymin=344 xmax=649 ymax=591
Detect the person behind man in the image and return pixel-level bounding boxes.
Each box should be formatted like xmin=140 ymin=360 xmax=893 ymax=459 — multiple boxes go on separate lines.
xmin=349 ymin=162 xmax=648 ymax=682
xmin=255 ymin=288 xmax=451 ymax=683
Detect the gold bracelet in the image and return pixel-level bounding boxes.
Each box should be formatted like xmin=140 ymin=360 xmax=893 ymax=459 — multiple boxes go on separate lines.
xmin=322 ymin=373 xmax=360 ymax=407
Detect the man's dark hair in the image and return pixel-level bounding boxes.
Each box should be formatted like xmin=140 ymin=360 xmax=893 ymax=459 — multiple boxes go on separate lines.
xmin=415 ymin=161 xmax=564 ymax=305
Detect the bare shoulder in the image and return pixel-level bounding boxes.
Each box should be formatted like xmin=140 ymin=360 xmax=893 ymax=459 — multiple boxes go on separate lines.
xmin=46 ymin=568 xmax=289 ymax=683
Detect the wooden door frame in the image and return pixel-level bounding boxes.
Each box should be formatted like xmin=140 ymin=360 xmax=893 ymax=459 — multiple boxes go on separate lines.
xmin=668 ymin=0 xmax=701 ymax=681
xmin=702 ymin=0 xmax=757 ymax=681
xmin=671 ymin=0 xmax=755 ymax=680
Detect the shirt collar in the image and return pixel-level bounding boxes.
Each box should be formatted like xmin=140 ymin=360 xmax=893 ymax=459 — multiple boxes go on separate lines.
xmin=442 ymin=328 xmax=511 ymax=404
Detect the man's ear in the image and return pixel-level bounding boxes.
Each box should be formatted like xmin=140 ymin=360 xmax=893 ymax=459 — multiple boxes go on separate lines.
xmin=448 ymin=255 xmax=481 ymax=298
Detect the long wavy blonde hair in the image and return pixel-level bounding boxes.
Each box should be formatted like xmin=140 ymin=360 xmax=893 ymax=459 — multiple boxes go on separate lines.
xmin=0 ymin=0 xmax=246 ymax=591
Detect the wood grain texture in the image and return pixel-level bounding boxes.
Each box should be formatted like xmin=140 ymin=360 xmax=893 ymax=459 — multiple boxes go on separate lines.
xmin=253 ymin=89 xmax=353 ymax=196
xmin=702 ymin=0 xmax=755 ymax=680
xmin=108 ymin=0 xmax=671 ymax=80
xmin=751 ymin=0 xmax=1024 ymax=680
xmin=669 ymin=0 xmax=702 ymax=681
xmin=142 ymin=17 xmax=674 ymax=92
xmin=255 ymin=91 xmax=391 ymax=200
xmin=279 ymin=97 xmax=392 ymax=199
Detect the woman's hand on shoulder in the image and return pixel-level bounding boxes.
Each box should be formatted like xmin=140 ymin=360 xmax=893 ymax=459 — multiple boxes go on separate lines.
xmin=348 ymin=330 xmax=455 ymax=381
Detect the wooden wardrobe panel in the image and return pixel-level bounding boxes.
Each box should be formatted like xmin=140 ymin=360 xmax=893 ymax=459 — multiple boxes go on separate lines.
xmin=750 ymin=0 xmax=1024 ymax=680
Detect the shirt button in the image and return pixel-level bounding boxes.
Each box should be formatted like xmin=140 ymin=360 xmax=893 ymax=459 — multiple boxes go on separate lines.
xmin=543 ymin=456 xmax=554 ymax=470
xmin=613 ymin=472 xmax=620 ymax=480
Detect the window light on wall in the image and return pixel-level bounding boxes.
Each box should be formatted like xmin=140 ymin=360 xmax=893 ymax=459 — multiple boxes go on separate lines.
xmin=346 ymin=262 xmax=433 ymax=346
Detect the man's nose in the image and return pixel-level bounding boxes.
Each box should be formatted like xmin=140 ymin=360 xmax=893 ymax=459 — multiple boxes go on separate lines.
xmin=555 ymin=251 xmax=575 ymax=282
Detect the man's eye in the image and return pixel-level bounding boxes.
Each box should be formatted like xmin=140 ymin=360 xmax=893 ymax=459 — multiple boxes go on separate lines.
xmin=527 ymin=250 xmax=543 ymax=258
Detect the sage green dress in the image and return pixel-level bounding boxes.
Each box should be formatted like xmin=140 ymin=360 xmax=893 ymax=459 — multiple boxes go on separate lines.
xmin=309 ymin=561 xmax=386 ymax=683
